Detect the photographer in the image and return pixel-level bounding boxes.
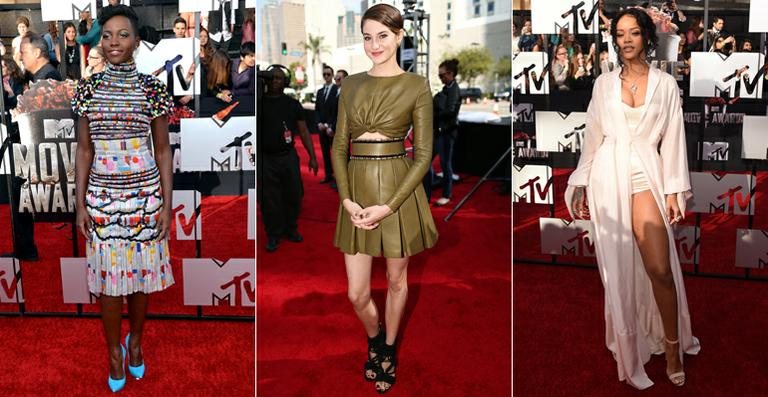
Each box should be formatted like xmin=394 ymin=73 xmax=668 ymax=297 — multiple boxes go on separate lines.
xmin=257 ymin=67 xmax=318 ymax=252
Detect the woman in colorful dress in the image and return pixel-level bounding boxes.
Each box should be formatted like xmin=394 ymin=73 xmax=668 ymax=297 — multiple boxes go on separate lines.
xmin=72 ymin=5 xmax=174 ymax=392
xmin=331 ymin=3 xmax=438 ymax=393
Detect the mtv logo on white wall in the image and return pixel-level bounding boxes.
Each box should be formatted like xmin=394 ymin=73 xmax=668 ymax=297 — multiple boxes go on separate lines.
xmin=0 ymin=258 xmax=23 ymax=303
xmin=531 ymin=0 xmax=599 ymax=34
xmin=539 ymin=218 xmax=596 ymax=257
xmin=514 ymin=165 xmax=553 ymax=204
xmin=513 ymin=52 xmax=550 ymax=95
xmin=688 ymin=172 xmax=755 ymax=215
xmin=689 ymin=52 xmax=765 ymax=99
xmin=535 ymin=111 xmax=587 ymax=152
xmin=735 ymin=229 xmax=768 ymax=268
xmin=183 ymin=259 xmax=254 ymax=307
xmin=41 ymin=0 xmax=96 ymax=22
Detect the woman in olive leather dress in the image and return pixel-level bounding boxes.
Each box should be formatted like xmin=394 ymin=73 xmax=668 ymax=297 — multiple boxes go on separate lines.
xmin=331 ymin=4 xmax=438 ymax=394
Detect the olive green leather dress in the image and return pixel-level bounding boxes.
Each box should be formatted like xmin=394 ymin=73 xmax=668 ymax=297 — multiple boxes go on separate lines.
xmin=331 ymin=72 xmax=438 ymax=258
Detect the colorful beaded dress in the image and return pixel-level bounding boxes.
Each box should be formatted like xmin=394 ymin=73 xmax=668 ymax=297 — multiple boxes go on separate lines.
xmin=71 ymin=61 xmax=175 ymax=296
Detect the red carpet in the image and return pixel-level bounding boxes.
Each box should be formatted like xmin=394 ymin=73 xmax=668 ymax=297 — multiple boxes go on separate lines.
xmin=257 ymin=135 xmax=512 ymax=395
xmin=0 ymin=317 xmax=254 ymax=395
xmin=514 ymin=167 xmax=768 ymax=394
xmin=514 ymin=263 xmax=768 ymax=395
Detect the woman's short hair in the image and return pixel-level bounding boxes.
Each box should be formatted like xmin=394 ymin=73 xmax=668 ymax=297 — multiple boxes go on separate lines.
xmin=98 ymin=4 xmax=140 ymax=35
xmin=609 ymin=8 xmax=658 ymax=65
xmin=361 ymin=4 xmax=403 ymax=34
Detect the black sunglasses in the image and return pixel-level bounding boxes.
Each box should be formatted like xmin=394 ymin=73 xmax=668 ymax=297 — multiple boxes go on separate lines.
xmin=323 ymin=72 xmax=332 ymax=76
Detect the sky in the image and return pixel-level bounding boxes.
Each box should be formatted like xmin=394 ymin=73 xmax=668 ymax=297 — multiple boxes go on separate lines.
xmin=342 ymin=0 xmax=361 ymax=13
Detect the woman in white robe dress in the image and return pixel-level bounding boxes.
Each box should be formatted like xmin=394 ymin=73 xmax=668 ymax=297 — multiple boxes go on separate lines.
xmin=564 ymin=8 xmax=700 ymax=389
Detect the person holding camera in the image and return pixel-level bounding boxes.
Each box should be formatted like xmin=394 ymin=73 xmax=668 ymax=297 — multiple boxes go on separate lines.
xmin=258 ymin=67 xmax=318 ymax=252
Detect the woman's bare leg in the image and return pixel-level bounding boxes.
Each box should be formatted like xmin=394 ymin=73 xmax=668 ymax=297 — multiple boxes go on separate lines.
xmin=100 ymin=295 xmax=125 ymax=380
xmin=383 ymin=256 xmax=409 ymax=345
xmin=631 ymin=190 xmax=683 ymax=374
xmin=345 ymin=253 xmax=380 ymax=337
xmin=127 ymin=292 xmax=148 ymax=366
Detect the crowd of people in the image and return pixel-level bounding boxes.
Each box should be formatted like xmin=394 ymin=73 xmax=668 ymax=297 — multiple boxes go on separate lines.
xmin=513 ymin=0 xmax=765 ymax=92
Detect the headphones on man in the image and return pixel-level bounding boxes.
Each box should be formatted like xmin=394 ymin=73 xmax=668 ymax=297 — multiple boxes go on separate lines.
xmin=266 ymin=64 xmax=292 ymax=89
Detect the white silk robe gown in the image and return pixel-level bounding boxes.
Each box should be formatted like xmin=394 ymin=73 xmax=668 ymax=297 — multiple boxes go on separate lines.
xmin=564 ymin=67 xmax=701 ymax=389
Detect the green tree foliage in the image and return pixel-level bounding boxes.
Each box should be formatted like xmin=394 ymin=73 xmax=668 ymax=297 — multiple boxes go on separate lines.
xmin=450 ymin=46 xmax=493 ymax=87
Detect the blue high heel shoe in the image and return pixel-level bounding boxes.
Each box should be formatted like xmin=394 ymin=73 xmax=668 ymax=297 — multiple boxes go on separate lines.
xmin=107 ymin=344 xmax=127 ymax=393
xmin=125 ymin=333 xmax=145 ymax=379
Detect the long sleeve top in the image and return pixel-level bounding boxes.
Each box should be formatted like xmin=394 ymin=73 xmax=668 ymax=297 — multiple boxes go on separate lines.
xmin=331 ymin=72 xmax=433 ymax=212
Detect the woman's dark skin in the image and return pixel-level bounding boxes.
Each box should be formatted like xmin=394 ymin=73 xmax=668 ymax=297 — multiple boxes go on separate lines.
xmin=75 ymin=14 xmax=173 ymax=381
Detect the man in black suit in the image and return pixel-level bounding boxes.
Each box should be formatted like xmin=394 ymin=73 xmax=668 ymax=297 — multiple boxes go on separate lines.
xmin=315 ymin=64 xmax=338 ymax=185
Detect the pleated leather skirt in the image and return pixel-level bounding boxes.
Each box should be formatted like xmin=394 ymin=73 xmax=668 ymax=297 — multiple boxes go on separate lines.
xmin=334 ymin=139 xmax=438 ymax=258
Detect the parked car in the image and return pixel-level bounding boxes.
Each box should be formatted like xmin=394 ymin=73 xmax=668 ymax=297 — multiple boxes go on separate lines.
xmin=494 ymin=88 xmax=511 ymax=101
xmin=459 ymin=87 xmax=483 ymax=103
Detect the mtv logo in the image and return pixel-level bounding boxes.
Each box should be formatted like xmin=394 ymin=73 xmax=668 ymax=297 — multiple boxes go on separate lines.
xmin=41 ymin=0 xmax=97 ymax=22
xmin=60 ymin=257 xmax=98 ymax=304
xmin=741 ymin=115 xmax=768 ymax=160
xmin=135 ymin=38 xmax=201 ymax=96
xmin=0 ymin=258 xmax=24 ymax=303
xmin=735 ymin=229 xmax=768 ymax=268
xmin=699 ymin=141 xmax=729 ymax=161
xmin=248 ymin=189 xmax=255 ymax=240
xmin=673 ymin=226 xmax=700 ymax=265
xmin=690 ymin=52 xmax=765 ymax=99
xmin=530 ymin=0 xmax=599 ymax=34
xmin=689 ymin=172 xmax=755 ymax=215
xmin=43 ymin=119 xmax=75 ymax=139
xmin=183 ymin=258 xmax=255 ymax=307
xmin=535 ymin=111 xmax=587 ymax=153
xmin=180 ymin=117 xmax=255 ymax=172
xmin=514 ymin=103 xmax=534 ymax=123
xmin=513 ymin=52 xmax=550 ymax=95
xmin=172 ymin=190 xmax=202 ymax=240
xmin=513 ymin=164 xmax=553 ymax=204
xmin=539 ymin=218 xmax=596 ymax=257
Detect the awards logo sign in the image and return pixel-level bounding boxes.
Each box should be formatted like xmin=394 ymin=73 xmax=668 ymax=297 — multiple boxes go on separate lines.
xmin=514 ymin=165 xmax=553 ymax=204
xmin=735 ymin=229 xmax=768 ymax=268
xmin=11 ymin=80 xmax=78 ymax=221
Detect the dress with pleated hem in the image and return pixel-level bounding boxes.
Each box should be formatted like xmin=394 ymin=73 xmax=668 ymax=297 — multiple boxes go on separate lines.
xmin=331 ymin=72 xmax=438 ymax=258
xmin=72 ymin=61 xmax=175 ymax=297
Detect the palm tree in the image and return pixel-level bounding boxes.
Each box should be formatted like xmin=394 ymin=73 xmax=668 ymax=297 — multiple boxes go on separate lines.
xmin=300 ymin=34 xmax=330 ymax=94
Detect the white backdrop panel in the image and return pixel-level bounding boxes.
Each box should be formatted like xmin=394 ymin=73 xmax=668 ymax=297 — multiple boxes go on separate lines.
xmin=689 ymin=172 xmax=755 ymax=215
xmin=689 ymin=52 xmax=764 ymax=99
xmin=514 ymin=165 xmax=553 ymax=204
xmin=41 ymin=0 xmax=97 ymax=22
xmin=742 ymin=115 xmax=768 ymax=160
xmin=0 ymin=258 xmax=23 ymax=303
xmin=180 ymin=116 xmax=255 ymax=172
xmin=735 ymin=229 xmax=768 ymax=268
xmin=539 ymin=218 xmax=596 ymax=257
xmin=183 ymin=258 xmax=254 ymax=306
xmin=535 ymin=111 xmax=587 ymax=152
xmin=749 ymin=0 xmax=768 ymax=32
xmin=173 ymin=190 xmax=202 ymax=240
xmin=135 ymin=38 xmax=201 ymax=96
xmin=513 ymin=52 xmax=550 ymax=95
xmin=530 ymin=0 xmax=599 ymax=34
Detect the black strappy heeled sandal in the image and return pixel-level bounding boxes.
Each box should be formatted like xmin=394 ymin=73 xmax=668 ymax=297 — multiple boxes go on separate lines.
xmin=364 ymin=325 xmax=384 ymax=382
xmin=374 ymin=343 xmax=396 ymax=394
